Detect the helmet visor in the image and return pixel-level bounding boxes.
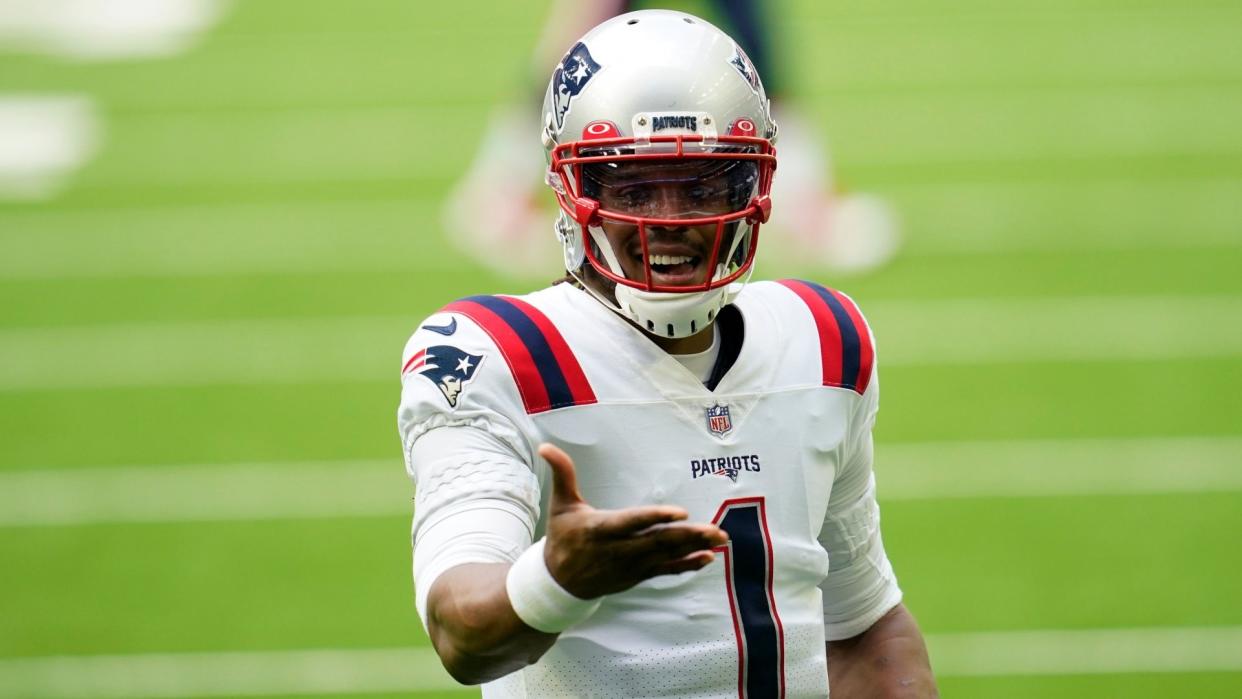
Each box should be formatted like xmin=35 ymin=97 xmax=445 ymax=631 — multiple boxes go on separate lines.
xmin=581 ymin=157 xmax=758 ymax=220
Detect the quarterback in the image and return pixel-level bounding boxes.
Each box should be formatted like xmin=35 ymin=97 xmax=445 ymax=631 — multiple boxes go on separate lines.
xmin=398 ymin=10 xmax=936 ymax=698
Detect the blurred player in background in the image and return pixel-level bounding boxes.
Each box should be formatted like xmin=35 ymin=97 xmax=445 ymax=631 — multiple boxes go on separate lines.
xmin=443 ymin=0 xmax=901 ymax=278
xmin=401 ymin=10 xmax=935 ymax=697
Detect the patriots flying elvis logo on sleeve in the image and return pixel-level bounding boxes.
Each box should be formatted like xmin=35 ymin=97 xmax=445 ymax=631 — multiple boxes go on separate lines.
xmin=402 ymin=345 xmax=484 ymax=407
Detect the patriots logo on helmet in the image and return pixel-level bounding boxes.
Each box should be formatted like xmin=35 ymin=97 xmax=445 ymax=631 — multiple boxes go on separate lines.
xmin=729 ymin=46 xmax=760 ymax=93
xmin=403 ymin=345 xmax=484 ymax=408
xmin=552 ymin=41 xmax=601 ymax=129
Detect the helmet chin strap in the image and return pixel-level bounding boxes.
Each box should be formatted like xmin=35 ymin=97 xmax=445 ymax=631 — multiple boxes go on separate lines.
xmin=614 ymin=277 xmax=741 ymax=339
xmin=585 ymin=224 xmax=628 ymax=280
xmin=567 ymin=224 xmax=635 ymax=321
xmin=570 ymin=224 xmax=749 ymax=340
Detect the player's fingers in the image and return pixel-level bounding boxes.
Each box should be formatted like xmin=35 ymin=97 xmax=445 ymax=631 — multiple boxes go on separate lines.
xmin=635 ymin=522 xmax=728 ymax=548
xmin=539 ymin=442 xmax=586 ymax=510
xmin=593 ymin=506 xmax=689 ymax=535
xmin=614 ymin=524 xmax=727 ymax=562
xmin=647 ymin=550 xmax=717 ymax=578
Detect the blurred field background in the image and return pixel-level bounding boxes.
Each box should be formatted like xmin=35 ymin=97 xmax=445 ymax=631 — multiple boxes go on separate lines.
xmin=2 ymin=0 xmax=1241 ymax=697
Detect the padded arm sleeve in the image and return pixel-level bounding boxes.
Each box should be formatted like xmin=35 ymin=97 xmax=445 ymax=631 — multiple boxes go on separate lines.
xmin=407 ymin=426 xmax=540 ymax=629
xmin=817 ymin=370 xmax=903 ymax=641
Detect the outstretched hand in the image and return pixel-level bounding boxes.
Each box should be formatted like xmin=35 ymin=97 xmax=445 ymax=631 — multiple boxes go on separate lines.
xmin=538 ymin=443 xmax=728 ymax=600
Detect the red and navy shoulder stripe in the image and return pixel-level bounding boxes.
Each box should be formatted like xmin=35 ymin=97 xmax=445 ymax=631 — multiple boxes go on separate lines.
xmin=776 ymin=280 xmax=875 ymax=395
xmin=443 ymin=295 xmax=597 ymax=414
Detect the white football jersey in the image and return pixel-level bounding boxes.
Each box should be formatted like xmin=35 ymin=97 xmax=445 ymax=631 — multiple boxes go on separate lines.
xmin=398 ymin=280 xmax=901 ymax=699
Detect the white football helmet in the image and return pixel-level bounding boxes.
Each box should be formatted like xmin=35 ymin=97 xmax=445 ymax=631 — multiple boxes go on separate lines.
xmin=541 ymin=9 xmax=777 ymax=339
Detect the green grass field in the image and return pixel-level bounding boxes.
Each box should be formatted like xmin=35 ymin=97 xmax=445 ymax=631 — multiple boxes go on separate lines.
xmin=2 ymin=0 xmax=1240 ymax=696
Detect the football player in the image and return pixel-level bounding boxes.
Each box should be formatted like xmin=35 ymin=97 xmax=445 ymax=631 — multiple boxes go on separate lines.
xmin=399 ymin=10 xmax=936 ymax=697
xmin=442 ymin=0 xmax=901 ymax=278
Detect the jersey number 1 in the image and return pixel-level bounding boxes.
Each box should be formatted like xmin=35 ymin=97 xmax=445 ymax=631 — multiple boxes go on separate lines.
xmin=713 ymin=497 xmax=785 ymax=698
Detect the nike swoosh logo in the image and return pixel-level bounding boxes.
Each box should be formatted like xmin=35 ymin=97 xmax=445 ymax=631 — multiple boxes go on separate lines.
xmin=421 ymin=317 xmax=457 ymax=336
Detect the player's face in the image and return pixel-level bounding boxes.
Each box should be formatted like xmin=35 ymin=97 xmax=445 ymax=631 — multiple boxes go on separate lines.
xmin=584 ymin=158 xmax=756 ymax=288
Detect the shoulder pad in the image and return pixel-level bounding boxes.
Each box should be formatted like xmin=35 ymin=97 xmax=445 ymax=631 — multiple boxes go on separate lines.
xmin=775 ymin=280 xmax=875 ymax=394
xmin=405 ymin=295 xmax=597 ymax=414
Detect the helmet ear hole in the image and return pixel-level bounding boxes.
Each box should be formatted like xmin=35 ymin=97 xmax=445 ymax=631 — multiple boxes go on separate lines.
xmin=727 ymin=118 xmax=757 ymax=137
xmin=583 ymin=121 xmax=621 ymax=140
xmin=556 ymin=212 xmax=587 ymax=273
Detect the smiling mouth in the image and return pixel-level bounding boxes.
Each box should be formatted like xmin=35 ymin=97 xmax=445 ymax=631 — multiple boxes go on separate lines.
xmin=650 ymin=252 xmax=699 ymax=273
xmin=633 ymin=250 xmax=706 ymax=285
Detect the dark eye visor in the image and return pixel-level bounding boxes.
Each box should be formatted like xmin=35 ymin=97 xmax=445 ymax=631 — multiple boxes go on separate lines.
xmin=581 ymin=157 xmax=758 ymax=215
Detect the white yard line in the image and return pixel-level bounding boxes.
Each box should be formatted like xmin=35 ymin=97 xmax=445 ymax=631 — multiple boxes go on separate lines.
xmin=869 ymin=294 xmax=1242 ymax=366
xmin=0 ymin=81 xmax=1229 ymax=206
xmin=0 ymin=647 xmax=457 ymax=699
xmin=1 ymin=626 xmax=1240 ymax=698
xmin=42 ymin=85 xmax=1242 ymax=185
xmin=0 ymin=199 xmax=446 ymax=280
xmin=2 ymin=177 xmax=1238 ymax=280
xmin=929 ymin=626 xmax=1242 ymax=677
xmin=0 ymin=459 xmax=407 ymax=526
xmin=886 ymin=177 xmax=1242 ymax=255
xmin=878 ymin=436 xmax=1242 ymax=500
xmin=0 ymin=295 xmax=1239 ymax=391
xmin=0 ymin=436 xmax=1238 ymax=527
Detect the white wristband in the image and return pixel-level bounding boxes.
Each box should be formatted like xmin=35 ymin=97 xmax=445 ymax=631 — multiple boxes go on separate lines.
xmin=505 ymin=538 xmax=601 ymax=633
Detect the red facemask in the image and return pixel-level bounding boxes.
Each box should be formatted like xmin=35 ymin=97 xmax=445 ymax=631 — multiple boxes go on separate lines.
xmin=548 ymin=120 xmax=776 ymax=294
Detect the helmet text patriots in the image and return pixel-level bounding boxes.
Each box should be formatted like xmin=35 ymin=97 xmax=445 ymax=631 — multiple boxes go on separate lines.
xmin=651 ymin=115 xmax=697 ymax=132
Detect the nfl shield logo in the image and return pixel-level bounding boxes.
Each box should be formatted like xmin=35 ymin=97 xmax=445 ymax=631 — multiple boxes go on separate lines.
xmin=705 ymin=404 xmax=733 ymax=437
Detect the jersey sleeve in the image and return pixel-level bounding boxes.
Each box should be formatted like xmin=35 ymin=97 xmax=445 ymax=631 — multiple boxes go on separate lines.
xmin=397 ymin=309 xmax=535 ymax=467
xmin=396 ymin=309 xmax=544 ymax=629
xmin=816 ymin=322 xmax=903 ymax=641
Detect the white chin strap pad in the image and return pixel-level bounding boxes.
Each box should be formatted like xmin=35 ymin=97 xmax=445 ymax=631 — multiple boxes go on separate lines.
xmin=574 ymin=223 xmax=750 ymax=340
xmin=615 ymin=282 xmax=741 ymax=339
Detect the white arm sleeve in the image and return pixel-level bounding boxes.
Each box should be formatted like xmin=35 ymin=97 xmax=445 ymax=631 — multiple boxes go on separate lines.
xmin=409 ymin=425 xmax=540 ymax=629
xmin=817 ymin=371 xmax=903 ymax=641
